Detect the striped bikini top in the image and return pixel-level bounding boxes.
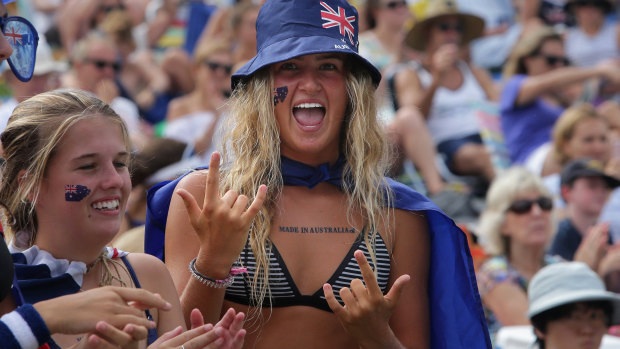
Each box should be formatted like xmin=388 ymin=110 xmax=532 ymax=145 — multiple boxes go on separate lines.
xmin=224 ymin=230 xmax=391 ymax=312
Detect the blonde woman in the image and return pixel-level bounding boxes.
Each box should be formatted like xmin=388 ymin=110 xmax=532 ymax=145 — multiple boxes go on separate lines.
xmin=476 ymin=167 xmax=559 ymax=344
xmin=153 ymin=0 xmax=491 ymax=348
xmin=1 ymin=89 xmax=244 ymax=348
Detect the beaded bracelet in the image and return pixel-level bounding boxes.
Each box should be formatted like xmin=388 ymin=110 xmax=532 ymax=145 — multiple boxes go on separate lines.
xmin=188 ymin=258 xmax=247 ymax=288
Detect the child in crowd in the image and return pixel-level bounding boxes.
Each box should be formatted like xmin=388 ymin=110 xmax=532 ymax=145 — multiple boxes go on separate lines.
xmin=549 ymin=158 xmax=619 ymax=270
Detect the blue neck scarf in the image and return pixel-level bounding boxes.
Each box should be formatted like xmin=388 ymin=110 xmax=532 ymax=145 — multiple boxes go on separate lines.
xmin=280 ymin=155 xmax=345 ymax=189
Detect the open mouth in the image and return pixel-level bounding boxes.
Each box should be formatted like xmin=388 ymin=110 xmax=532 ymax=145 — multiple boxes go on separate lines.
xmin=293 ymin=103 xmax=325 ymax=129
xmin=91 ymin=199 xmax=120 ymax=211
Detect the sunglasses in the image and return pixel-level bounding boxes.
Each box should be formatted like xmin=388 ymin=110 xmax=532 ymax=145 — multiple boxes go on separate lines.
xmin=541 ymin=54 xmax=570 ymax=67
xmin=384 ymin=0 xmax=407 ymax=9
xmin=85 ymin=58 xmax=122 ymax=72
xmin=100 ymin=4 xmax=126 ymax=13
xmin=572 ymin=0 xmax=607 ymax=9
xmin=0 ymin=16 xmax=39 ymax=82
xmin=436 ymin=22 xmax=463 ymax=33
xmin=507 ymin=197 xmax=553 ymax=214
xmin=203 ymin=61 xmax=233 ymax=74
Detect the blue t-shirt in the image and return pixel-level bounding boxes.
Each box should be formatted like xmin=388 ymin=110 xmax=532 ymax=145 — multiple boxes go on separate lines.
xmin=500 ymin=75 xmax=563 ymax=163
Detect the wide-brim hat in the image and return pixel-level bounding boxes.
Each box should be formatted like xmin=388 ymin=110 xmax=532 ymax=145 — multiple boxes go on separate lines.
xmin=528 ymin=262 xmax=620 ymax=325
xmin=405 ymin=0 xmax=484 ymax=51
xmin=231 ymin=0 xmax=381 ymax=90
xmin=565 ymin=0 xmax=613 ymax=14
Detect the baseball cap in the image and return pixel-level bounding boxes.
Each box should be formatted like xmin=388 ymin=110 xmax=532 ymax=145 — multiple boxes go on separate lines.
xmin=528 ymin=262 xmax=620 ymax=325
xmin=560 ymin=158 xmax=620 ymax=188
xmin=231 ymin=0 xmax=381 ymax=90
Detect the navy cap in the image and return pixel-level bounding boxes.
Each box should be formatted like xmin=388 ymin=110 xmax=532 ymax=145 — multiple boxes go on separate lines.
xmin=560 ymin=158 xmax=620 ymax=188
xmin=231 ymin=0 xmax=381 ymax=90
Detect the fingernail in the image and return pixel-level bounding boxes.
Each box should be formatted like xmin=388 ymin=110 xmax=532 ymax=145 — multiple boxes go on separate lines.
xmin=215 ymin=337 xmax=224 ymax=345
xmin=215 ymin=327 xmax=224 ymax=336
xmin=204 ymin=324 xmax=214 ymax=331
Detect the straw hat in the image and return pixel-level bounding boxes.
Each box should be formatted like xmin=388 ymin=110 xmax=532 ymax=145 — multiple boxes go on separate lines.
xmin=405 ymin=0 xmax=484 ymax=51
xmin=528 ymin=262 xmax=620 ymax=325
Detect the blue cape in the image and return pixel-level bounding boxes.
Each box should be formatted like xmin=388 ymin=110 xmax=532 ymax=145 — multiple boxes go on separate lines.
xmin=145 ymin=162 xmax=491 ymax=348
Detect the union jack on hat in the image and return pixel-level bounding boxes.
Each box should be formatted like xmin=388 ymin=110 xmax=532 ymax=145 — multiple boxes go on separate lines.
xmin=231 ymin=0 xmax=381 ymax=90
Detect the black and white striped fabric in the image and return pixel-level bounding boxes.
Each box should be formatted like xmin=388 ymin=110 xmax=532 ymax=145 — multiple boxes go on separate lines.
xmin=224 ymin=231 xmax=391 ymax=312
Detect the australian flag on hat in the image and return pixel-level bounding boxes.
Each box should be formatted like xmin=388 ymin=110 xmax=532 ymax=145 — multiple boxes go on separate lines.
xmin=10 ymin=245 xmax=127 ymax=304
xmin=231 ymin=0 xmax=381 ymax=89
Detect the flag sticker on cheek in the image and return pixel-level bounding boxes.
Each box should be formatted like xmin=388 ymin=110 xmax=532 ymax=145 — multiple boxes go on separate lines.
xmin=65 ymin=185 xmax=91 ymax=202
xmin=273 ymin=86 xmax=288 ymax=106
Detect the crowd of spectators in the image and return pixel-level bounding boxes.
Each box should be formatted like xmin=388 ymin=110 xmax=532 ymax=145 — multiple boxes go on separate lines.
xmin=3 ymin=0 xmax=620 ymax=347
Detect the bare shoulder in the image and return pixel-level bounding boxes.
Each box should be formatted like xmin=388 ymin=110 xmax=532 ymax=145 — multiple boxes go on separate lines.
xmin=175 ymin=168 xmax=209 ymax=195
xmin=124 ymin=252 xmax=169 ymax=279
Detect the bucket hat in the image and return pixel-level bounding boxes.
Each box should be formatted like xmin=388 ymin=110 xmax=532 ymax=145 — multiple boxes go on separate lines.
xmin=528 ymin=262 xmax=620 ymax=325
xmin=231 ymin=0 xmax=381 ymax=90
xmin=405 ymin=0 xmax=484 ymax=51
xmin=560 ymin=158 xmax=620 ymax=189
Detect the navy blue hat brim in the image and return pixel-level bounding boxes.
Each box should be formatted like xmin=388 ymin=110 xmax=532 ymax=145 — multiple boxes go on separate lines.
xmin=231 ymin=35 xmax=381 ymax=90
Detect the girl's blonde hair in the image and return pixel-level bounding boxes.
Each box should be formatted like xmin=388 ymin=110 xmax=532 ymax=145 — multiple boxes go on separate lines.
xmin=477 ymin=167 xmax=554 ymax=256
xmin=0 ymin=89 xmax=129 ymax=248
xmin=220 ymin=58 xmax=392 ymax=316
xmin=552 ymin=103 xmax=608 ymax=166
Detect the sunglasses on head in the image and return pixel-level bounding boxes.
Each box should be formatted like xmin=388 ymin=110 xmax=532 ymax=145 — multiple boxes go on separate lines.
xmin=203 ymin=61 xmax=233 ymax=74
xmin=384 ymin=0 xmax=407 ymax=9
xmin=541 ymin=54 xmax=570 ymax=67
xmin=507 ymin=197 xmax=553 ymax=214
xmin=0 ymin=16 xmax=39 ymax=82
xmin=85 ymin=58 xmax=121 ymax=72
xmin=436 ymin=22 xmax=463 ymax=33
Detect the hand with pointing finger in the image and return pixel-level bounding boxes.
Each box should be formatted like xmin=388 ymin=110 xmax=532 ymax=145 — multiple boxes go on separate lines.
xmin=323 ymin=250 xmax=410 ymax=349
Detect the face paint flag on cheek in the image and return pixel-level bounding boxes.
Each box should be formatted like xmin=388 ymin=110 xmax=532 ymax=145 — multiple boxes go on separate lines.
xmin=0 ymin=16 xmax=39 ymax=82
xmin=273 ymin=86 xmax=288 ymax=106
xmin=65 ymin=184 xmax=91 ymax=202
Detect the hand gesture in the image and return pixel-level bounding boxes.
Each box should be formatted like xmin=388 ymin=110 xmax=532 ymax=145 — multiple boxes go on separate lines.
xmin=323 ymin=250 xmax=410 ymax=348
xmin=575 ymin=222 xmax=610 ymax=271
xmin=189 ymin=308 xmax=245 ymax=348
xmin=147 ymin=318 xmax=245 ymax=349
xmin=431 ymin=44 xmax=459 ymax=81
xmin=176 ymin=152 xmax=267 ymax=270
xmin=34 ymin=286 xmax=171 ymax=335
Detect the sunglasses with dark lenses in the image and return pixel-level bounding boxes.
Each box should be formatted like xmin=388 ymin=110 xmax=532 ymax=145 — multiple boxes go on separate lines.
xmin=0 ymin=16 xmax=39 ymax=82
xmin=85 ymin=58 xmax=122 ymax=72
xmin=384 ymin=0 xmax=408 ymax=9
xmin=204 ymin=61 xmax=233 ymax=74
xmin=100 ymin=4 xmax=126 ymax=13
xmin=542 ymin=54 xmax=570 ymax=67
xmin=507 ymin=197 xmax=553 ymax=214
xmin=437 ymin=22 xmax=464 ymax=33
xmin=573 ymin=0 xmax=607 ymax=9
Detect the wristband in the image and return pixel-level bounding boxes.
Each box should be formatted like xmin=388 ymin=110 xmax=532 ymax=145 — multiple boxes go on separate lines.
xmin=188 ymin=258 xmax=247 ymax=288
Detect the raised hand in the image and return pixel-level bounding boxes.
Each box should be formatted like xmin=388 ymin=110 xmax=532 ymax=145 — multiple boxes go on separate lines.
xmin=323 ymin=250 xmax=410 ymax=349
xmin=189 ymin=308 xmax=245 ymax=349
xmin=575 ymin=222 xmax=610 ymax=271
xmin=176 ymin=152 xmax=267 ymax=271
xmin=34 ymin=286 xmax=171 ymax=335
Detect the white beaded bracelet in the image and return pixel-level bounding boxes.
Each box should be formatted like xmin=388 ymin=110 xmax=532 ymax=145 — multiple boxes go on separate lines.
xmin=188 ymin=258 xmax=246 ymax=288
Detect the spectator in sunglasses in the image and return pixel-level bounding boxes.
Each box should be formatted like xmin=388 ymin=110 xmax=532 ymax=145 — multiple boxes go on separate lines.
xmin=564 ymin=0 xmax=619 ymax=68
xmin=162 ymin=39 xmax=234 ymax=164
xmin=394 ymin=0 xmax=498 ymax=198
xmin=64 ymin=30 xmax=143 ymax=148
xmin=501 ymin=26 xmax=620 ymax=167
xmin=476 ymin=167 xmax=559 ymax=344
xmin=548 ymin=158 xmax=620 ymax=270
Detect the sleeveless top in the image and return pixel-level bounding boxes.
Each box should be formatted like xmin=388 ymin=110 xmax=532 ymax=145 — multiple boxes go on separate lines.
xmin=224 ymin=229 xmax=391 ymax=312
xmin=566 ymin=21 xmax=620 ymax=68
xmin=413 ymin=60 xmax=487 ymax=144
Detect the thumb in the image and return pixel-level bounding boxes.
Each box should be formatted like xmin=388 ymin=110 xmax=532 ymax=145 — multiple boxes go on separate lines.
xmin=384 ymin=274 xmax=411 ymax=307
xmin=176 ymin=188 xmax=202 ymax=227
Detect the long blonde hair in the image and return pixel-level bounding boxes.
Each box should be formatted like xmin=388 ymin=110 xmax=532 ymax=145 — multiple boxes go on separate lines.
xmin=220 ymin=59 xmax=393 ymax=314
xmin=0 ymin=89 xmax=128 ymax=248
